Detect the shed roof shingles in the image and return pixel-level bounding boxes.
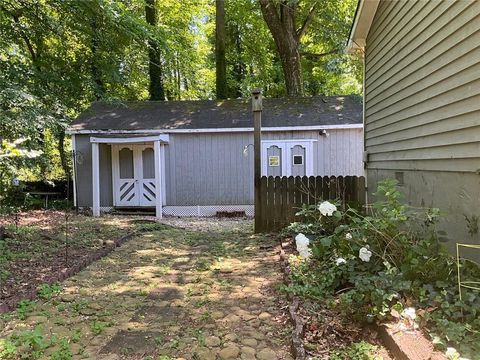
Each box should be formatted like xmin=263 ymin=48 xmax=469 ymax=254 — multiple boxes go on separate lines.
xmin=70 ymin=95 xmax=362 ymax=131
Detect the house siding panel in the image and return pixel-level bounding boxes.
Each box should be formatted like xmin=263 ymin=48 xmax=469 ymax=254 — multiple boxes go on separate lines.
xmin=365 ymin=0 xmax=480 ymax=172
xmin=75 ymin=135 xmax=112 ymax=207
xmin=366 ymin=1 xmax=471 ymax=92
xmin=364 ymin=0 xmax=480 ymax=253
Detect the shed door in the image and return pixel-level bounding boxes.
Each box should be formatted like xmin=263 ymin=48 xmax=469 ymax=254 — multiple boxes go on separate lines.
xmin=116 ymin=146 xmax=139 ymax=206
xmin=261 ymin=140 xmax=314 ymax=177
xmin=113 ymin=145 xmax=157 ymax=207
xmin=290 ymin=145 xmax=306 ymax=176
xmin=266 ymin=145 xmax=283 ymax=176
xmin=139 ymin=147 xmax=156 ymax=206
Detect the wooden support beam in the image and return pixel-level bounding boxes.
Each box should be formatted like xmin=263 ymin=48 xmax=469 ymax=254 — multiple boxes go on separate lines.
xmin=92 ymin=142 xmax=100 ymax=217
xmin=252 ymin=89 xmax=263 ymax=233
xmin=154 ymin=140 xmax=163 ymax=220
xmin=71 ymin=134 xmax=77 ymax=208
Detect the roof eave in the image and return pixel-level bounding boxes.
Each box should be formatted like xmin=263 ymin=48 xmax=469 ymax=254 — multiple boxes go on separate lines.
xmin=346 ymin=0 xmax=380 ymax=55
xmin=66 ymin=124 xmax=364 ymax=135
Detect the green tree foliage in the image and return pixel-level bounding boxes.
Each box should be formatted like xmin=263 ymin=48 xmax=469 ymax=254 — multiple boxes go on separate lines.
xmin=223 ymin=0 xmax=284 ymax=98
xmin=215 ymin=0 xmax=227 ymax=99
xmin=0 ymin=0 xmax=360 ymax=200
xmin=213 ymin=0 xmax=361 ymax=98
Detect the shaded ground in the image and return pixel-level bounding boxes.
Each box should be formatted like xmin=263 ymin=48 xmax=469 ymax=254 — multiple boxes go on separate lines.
xmin=0 ymin=218 xmax=292 ymax=359
xmin=299 ymin=300 xmax=392 ymax=359
xmin=0 ymin=211 xmax=137 ymax=310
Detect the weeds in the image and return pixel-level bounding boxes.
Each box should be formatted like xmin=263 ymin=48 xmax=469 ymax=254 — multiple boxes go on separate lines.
xmin=16 ymin=300 xmax=36 ymax=320
xmin=330 ymin=341 xmax=379 ymax=360
xmin=90 ymin=321 xmax=111 ymax=335
xmin=38 ymin=283 xmax=62 ymax=300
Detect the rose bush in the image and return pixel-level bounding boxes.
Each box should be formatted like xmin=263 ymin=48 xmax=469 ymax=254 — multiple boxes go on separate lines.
xmin=285 ymin=179 xmax=480 ymax=358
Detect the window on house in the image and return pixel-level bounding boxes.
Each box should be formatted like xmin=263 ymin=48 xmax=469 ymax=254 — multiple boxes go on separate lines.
xmin=269 ymin=156 xmax=280 ymax=167
xmin=293 ymin=155 xmax=303 ymax=165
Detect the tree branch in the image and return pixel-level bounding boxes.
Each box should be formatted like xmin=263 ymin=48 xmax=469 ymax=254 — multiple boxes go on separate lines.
xmin=296 ymin=3 xmax=317 ymax=40
xmin=258 ymin=0 xmax=284 ymax=36
xmin=301 ymin=49 xmax=338 ymax=60
xmin=0 ymin=4 xmax=39 ymax=64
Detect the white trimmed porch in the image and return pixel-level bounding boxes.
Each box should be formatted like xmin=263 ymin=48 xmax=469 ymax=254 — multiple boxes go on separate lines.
xmin=90 ymin=135 xmax=169 ymax=220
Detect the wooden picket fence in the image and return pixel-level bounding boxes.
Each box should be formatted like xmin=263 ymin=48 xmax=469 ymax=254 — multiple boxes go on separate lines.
xmin=255 ymin=175 xmax=366 ymax=232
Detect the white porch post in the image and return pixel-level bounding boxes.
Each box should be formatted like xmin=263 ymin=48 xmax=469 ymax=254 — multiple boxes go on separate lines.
xmin=154 ymin=140 xmax=163 ymax=219
xmin=92 ymin=142 xmax=100 ymax=217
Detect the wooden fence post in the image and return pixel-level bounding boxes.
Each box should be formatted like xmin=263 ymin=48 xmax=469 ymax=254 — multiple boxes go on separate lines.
xmin=252 ymin=89 xmax=263 ymax=233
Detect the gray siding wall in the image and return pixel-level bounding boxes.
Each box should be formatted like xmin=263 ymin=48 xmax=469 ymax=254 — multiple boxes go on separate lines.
xmin=169 ymin=129 xmax=363 ymax=205
xmin=75 ymin=135 xmax=112 ymax=207
xmin=74 ymin=128 xmax=363 ymax=207
xmin=164 ymin=132 xmax=254 ymax=205
xmin=365 ymin=0 xmax=480 ymax=251
xmin=365 ymin=0 xmax=480 ymax=171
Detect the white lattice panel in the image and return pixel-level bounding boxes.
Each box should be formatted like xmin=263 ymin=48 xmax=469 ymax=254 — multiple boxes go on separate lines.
xmin=162 ymin=205 xmax=254 ymax=217
xmin=86 ymin=205 xmax=254 ymax=217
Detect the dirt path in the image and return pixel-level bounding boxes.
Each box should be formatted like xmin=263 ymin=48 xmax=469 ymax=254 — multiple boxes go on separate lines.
xmin=1 ymin=219 xmax=292 ymax=360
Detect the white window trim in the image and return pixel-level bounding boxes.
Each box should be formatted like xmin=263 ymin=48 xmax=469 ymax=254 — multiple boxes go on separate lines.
xmin=262 ymin=140 xmax=315 ymax=176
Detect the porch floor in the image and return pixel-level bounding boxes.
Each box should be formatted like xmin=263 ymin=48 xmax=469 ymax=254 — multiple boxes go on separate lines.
xmin=111 ymin=206 xmax=156 ymax=216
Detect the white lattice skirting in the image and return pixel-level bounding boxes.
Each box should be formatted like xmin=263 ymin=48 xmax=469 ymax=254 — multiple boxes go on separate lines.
xmin=162 ymin=205 xmax=254 ymax=217
xmin=90 ymin=205 xmax=254 ymax=217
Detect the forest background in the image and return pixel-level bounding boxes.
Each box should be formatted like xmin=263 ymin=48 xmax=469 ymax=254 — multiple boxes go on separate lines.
xmin=0 ymin=0 xmax=360 ymax=197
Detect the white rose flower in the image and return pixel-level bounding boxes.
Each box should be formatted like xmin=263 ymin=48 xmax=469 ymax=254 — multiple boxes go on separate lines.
xmin=345 ymin=232 xmax=352 ymax=240
xmin=402 ymin=307 xmax=416 ymax=320
xmin=358 ymin=247 xmax=372 ymax=262
xmin=295 ymin=233 xmax=311 ymax=259
xmin=336 ymin=257 xmax=347 ymax=266
xmin=295 ymin=233 xmax=309 ymax=250
xmin=318 ymin=201 xmax=337 ymax=216
xmin=298 ymin=248 xmax=312 ymax=259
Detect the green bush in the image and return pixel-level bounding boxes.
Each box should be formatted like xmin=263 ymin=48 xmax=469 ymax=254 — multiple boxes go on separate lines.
xmin=286 ymin=179 xmax=480 ymax=358
xmin=330 ymin=341 xmax=379 ymax=360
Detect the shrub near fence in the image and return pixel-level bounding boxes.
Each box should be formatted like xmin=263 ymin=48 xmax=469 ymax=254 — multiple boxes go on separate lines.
xmin=256 ymin=175 xmax=366 ymax=232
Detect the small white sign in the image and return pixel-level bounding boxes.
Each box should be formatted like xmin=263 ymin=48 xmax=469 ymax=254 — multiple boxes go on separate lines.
xmin=12 ymin=178 xmax=20 ymax=186
xmin=269 ymin=156 xmax=280 ymax=167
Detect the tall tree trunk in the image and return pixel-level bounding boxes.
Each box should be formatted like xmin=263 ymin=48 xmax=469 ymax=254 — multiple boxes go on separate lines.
xmin=259 ymin=0 xmax=316 ymax=97
xmin=232 ymin=25 xmax=244 ymax=98
xmin=56 ymin=126 xmax=70 ymax=179
xmin=175 ymin=55 xmax=181 ymax=100
xmin=215 ymin=0 xmax=227 ymax=99
xmin=91 ymin=17 xmax=105 ymax=100
xmin=276 ymin=38 xmax=302 ymax=97
xmin=145 ymin=0 xmax=165 ymax=101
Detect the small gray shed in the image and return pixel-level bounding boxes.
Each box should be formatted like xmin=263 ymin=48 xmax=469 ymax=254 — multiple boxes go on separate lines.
xmin=67 ymin=96 xmax=363 ymax=218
